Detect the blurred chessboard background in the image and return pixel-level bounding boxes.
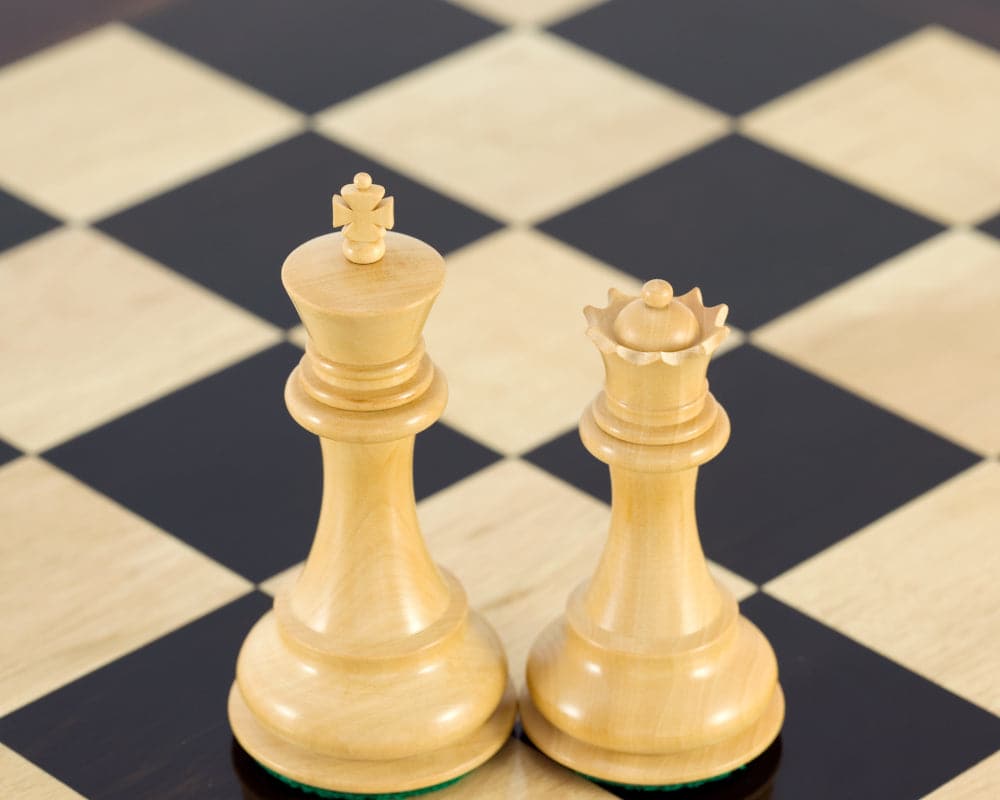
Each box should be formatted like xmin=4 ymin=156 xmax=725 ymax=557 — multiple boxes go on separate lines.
xmin=1 ymin=1 xmax=999 ymax=798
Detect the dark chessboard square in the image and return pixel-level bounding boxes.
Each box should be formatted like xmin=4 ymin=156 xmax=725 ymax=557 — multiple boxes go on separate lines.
xmin=43 ymin=343 xmax=500 ymax=582
xmin=741 ymin=593 xmax=1000 ymax=799
xmin=550 ymin=0 xmax=919 ymax=115
xmin=98 ymin=133 xmax=501 ymax=328
xmin=0 ymin=0 xmax=176 ymax=68
xmin=133 ymin=0 xmax=500 ymax=113
xmin=980 ymin=210 xmax=1000 ymax=241
xmin=231 ymin=738 xmax=320 ymax=799
xmin=528 ymin=346 xmax=981 ymax=584
xmin=0 ymin=190 xmax=59 ymax=255
xmin=700 ymin=346 xmax=980 ymax=582
xmin=524 ymin=427 xmax=609 ymax=505
xmin=0 ymin=592 xmax=268 ymax=800
xmin=414 ymin=423 xmax=502 ymax=502
xmin=866 ymin=0 xmax=1000 ymax=51
xmin=44 ymin=344 xmax=317 ymax=582
xmin=540 ymin=136 xmax=942 ymax=329
xmin=0 ymin=437 xmax=21 ymax=468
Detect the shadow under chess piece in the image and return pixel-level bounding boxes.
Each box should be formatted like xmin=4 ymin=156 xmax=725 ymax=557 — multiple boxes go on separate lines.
xmin=521 ymin=280 xmax=784 ymax=790
xmin=228 ymin=173 xmax=515 ymax=798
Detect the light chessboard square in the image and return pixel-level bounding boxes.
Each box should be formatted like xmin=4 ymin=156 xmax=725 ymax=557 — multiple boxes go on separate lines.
xmin=767 ymin=461 xmax=1000 ymax=715
xmin=424 ymin=228 xmax=641 ymax=455
xmin=0 ymin=746 xmax=83 ymax=800
xmin=923 ymin=751 xmax=1000 ymax=800
xmin=1 ymin=3 xmax=997 ymax=796
xmin=0 ymin=24 xmax=302 ymax=222
xmin=419 ymin=458 xmax=612 ymax=681
xmin=0 ymin=227 xmax=281 ymax=452
xmin=743 ymin=26 xmax=1000 ymax=225
xmin=445 ymin=737 xmax=614 ymax=798
xmin=754 ymin=229 xmax=1000 ymax=456
xmin=0 ymin=458 xmax=252 ymax=717
xmin=316 ymin=29 xmax=729 ymax=224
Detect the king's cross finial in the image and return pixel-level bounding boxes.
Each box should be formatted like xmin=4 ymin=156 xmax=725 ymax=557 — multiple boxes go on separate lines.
xmin=332 ymin=172 xmax=395 ymax=264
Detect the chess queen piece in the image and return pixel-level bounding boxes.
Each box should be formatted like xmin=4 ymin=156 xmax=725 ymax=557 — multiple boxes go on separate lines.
xmin=520 ymin=280 xmax=784 ymax=789
xmin=228 ymin=173 xmax=515 ymax=797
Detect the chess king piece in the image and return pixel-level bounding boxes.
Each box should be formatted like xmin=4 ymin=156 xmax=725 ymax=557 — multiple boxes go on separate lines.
xmin=228 ymin=174 xmax=516 ymax=797
xmin=520 ymin=280 xmax=784 ymax=789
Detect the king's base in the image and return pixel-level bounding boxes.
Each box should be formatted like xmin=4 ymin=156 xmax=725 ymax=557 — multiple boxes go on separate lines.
xmin=519 ymin=687 xmax=784 ymax=788
xmin=229 ymin=682 xmax=516 ymax=797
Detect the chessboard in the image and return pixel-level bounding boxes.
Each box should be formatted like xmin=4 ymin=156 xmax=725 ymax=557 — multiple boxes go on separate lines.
xmin=1 ymin=1 xmax=999 ymax=798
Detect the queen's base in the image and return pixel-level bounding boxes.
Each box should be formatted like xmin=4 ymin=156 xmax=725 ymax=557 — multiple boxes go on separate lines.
xmin=520 ymin=685 xmax=783 ymax=788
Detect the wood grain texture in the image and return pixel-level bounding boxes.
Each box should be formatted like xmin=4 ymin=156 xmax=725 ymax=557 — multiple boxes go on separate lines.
xmin=434 ymin=738 xmax=615 ymax=799
xmin=755 ymin=229 xmax=1000 ymax=456
xmin=0 ymin=7 xmax=998 ymax=798
xmin=316 ymin=29 xmax=728 ymax=224
xmin=258 ymin=460 xmax=756 ymax=683
xmin=332 ymin=172 xmax=395 ymax=264
xmin=522 ymin=281 xmax=783 ymax=786
xmin=0 ymin=227 xmax=281 ymax=452
xmin=425 ymin=228 xmax=642 ymax=454
xmin=426 ymin=458 xmax=756 ymax=683
xmin=743 ymin=26 xmax=1000 ymax=225
xmin=921 ymin=750 xmax=1000 ymax=800
xmin=0 ymin=457 xmax=252 ymax=717
xmin=767 ymin=460 xmax=1000 ymax=715
xmin=229 ymin=184 xmax=514 ymax=795
xmin=0 ymin=24 xmax=302 ymax=221
xmin=0 ymin=745 xmax=84 ymax=800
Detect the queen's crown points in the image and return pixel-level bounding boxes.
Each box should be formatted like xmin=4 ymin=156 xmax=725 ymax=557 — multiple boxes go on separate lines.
xmin=586 ymin=280 xmax=729 ymax=366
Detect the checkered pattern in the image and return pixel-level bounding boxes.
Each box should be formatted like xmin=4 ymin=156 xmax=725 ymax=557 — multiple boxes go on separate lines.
xmin=1 ymin=1 xmax=999 ymax=798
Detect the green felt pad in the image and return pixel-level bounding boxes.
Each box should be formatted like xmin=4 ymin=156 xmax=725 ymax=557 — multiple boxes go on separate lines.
xmin=581 ymin=765 xmax=742 ymax=792
xmin=259 ymin=762 xmax=468 ymax=800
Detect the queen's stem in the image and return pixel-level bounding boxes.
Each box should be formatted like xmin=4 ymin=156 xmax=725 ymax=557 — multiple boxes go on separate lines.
xmin=582 ymin=466 xmax=725 ymax=641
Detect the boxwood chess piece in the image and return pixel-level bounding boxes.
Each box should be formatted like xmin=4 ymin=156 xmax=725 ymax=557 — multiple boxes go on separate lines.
xmin=228 ymin=173 xmax=515 ymax=798
xmin=331 ymin=171 xmax=395 ymax=264
xmin=520 ymin=280 xmax=784 ymax=790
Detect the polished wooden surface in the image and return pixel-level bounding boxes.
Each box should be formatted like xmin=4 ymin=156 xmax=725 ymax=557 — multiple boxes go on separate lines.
xmin=0 ymin=457 xmax=251 ymax=718
xmin=743 ymin=27 xmax=1000 ymax=226
xmin=228 ymin=176 xmax=515 ymax=794
xmin=768 ymin=459 xmax=1000 ymax=716
xmin=331 ymin=171 xmax=395 ymax=264
xmin=3 ymin=6 xmax=999 ymax=798
xmin=0 ymin=227 xmax=280 ymax=452
xmin=523 ymin=281 xmax=783 ymax=785
xmin=316 ymin=29 xmax=728 ymax=225
xmin=754 ymin=228 xmax=1000 ymax=457
xmin=0 ymin=25 xmax=302 ymax=222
